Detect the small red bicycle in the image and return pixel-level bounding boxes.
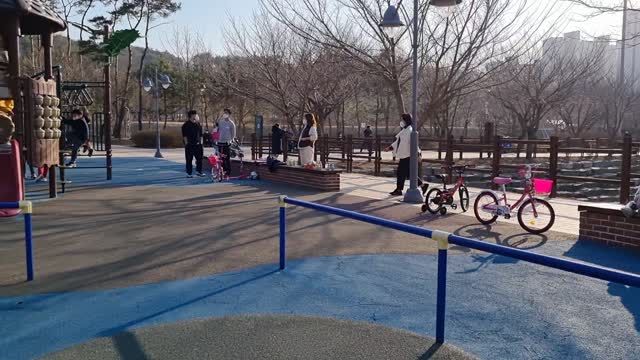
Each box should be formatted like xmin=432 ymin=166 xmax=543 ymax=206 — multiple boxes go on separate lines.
xmin=473 ymin=164 xmax=555 ymax=234
xmin=423 ymin=165 xmax=474 ymax=215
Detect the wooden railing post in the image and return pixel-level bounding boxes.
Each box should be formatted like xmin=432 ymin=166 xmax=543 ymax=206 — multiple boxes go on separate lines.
xmin=492 ymin=136 xmax=502 ymax=189
xmin=459 ymin=136 xmax=464 ymax=160
xmin=283 ymin=133 xmax=289 ymax=162
xmin=347 ymin=135 xmax=354 ymax=172
xmin=375 ymin=135 xmax=381 ymax=176
xmin=251 ymin=133 xmax=257 ymax=160
xmin=438 ymin=139 xmax=443 ymax=160
xmin=549 ymin=136 xmax=559 ymax=198
xmin=258 ymin=135 xmax=263 ymax=159
xmin=620 ymin=133 xmax=633 ymax=204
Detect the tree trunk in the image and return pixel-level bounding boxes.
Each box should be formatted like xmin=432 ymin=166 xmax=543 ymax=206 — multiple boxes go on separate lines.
xmin=384 ymin=93 xmax=391 ymax=135
xmin=114 ymin=46 xmax=134 ymax=138
xmin=391 ymin=78 xmax=406 ymax=116
xmin=137 ymin=9 xmax=151 ymax=132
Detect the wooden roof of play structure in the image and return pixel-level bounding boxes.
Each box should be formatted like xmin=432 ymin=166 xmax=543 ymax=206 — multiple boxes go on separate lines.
xmin=0 ymin=0 xmax=66 ymax=34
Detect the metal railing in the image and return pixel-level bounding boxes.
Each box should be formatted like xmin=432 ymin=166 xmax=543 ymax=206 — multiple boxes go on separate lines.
xmin=0 ymin=201 xmax=35 ymax=281
xmin=277 ymin=196 xmax=640 ymax=344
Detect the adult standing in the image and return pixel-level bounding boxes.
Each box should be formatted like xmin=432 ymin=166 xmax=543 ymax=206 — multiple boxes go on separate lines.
xmin=62 ymin=109 xmax=89 ymax=167
xmin=217 ymin=108 xmax=236 ymax=175
xmin=361 ymin=125 xmax=373 ymax=155
xmin=182 ymin=110 xmax=204 ymax=178
xmin=298 ymin=113 xmax=318 ymax=166
xmin=271 ymin=123 xmax=285 ymax=159
xmin=386 ymin=114 xmax=425 ymax=196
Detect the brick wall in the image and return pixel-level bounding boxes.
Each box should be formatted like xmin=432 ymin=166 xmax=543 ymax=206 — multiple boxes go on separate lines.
xmin=204 ymin=158 xmax=341 ymax=192
xmin=579 ymin=205 xmax=640 ymax=250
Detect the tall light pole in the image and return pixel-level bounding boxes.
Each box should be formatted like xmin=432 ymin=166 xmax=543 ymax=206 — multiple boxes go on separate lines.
xmin=380 ymin=0 xmax=462 ymax=203
xmin=143 ymin=68 xmax=171 ymax=158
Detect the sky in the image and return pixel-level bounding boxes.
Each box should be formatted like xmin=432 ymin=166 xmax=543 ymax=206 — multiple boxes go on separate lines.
xmin=71 ymin=0 xmax=625 ymax=54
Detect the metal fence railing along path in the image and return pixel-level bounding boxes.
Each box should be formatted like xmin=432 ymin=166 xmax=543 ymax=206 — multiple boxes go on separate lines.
xmin=0 ymin=201 xmax=35 ymax=281
xmin=277 ymin=196 xmax=640 ymax=344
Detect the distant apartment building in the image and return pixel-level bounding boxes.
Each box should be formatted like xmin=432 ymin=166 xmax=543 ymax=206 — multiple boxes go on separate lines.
xmin=542 ymin=31 xmax=618 ymax=79
xmin=623 ymin=7 xmax=640 ymax=90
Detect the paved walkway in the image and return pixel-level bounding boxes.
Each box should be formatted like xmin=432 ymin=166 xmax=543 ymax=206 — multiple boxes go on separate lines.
xmin=0 ymin=146 xmax=637 ymax=360
xmin=340 ymin=173 xmax=591 ymax=236
xmin=110 ymin=146 xmax=595 ymax=236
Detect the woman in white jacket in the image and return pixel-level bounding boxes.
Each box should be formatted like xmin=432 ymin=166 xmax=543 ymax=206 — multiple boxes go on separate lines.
xmin=298 ymin=113 xmax=319 ymax=166
xmin=387 ymin=114 xmax=424 ymax=196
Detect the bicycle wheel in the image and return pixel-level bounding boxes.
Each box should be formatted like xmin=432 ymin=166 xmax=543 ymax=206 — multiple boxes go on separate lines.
xmin=518 ymin=198 xmax=555 ymax=234
xmin=425 ymin=188 xmax=444 ymax=214
xmin=459 ymin=186 xmax=470 ymax=212
xmin=474 ymin=191 xmax=499 ymax=225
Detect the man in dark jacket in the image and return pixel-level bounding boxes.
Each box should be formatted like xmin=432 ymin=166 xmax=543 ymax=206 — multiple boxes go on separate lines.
xmin=361 ymin=125 xmax=373 ymax=155
xmin=271 ymin=123 xmax=285 ymax=158
xmin=182 ymin=110 xmax=205 ymax=178
xmin=62 ymin=109 xmax=89 ymax=167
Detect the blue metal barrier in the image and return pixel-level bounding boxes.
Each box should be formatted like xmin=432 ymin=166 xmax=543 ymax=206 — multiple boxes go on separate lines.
xmin=0 ymin=201 xmax=35 ymax=281
xmin=278 ymin=196 xmax=640 ymax=344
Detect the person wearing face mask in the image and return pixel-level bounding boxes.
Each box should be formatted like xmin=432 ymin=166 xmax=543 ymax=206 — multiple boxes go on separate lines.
xmin=298 ymin=113 xmax=318 ymax=166
xmin=386 ymin=114 xmax=425 ymax=196
xmin=217 ymin=108 xmax=236 ymax=175
xmin=62 ymin=109 xmax=90 ymax=167
xmin=182 ymin=110 xmax=205 ymax=178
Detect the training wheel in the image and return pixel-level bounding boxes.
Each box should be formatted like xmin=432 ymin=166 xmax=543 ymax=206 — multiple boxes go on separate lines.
xmin=421 ymin=204 xmax=428 ymax=213
xmin=440 ymin=207 xmax=447 ymax=216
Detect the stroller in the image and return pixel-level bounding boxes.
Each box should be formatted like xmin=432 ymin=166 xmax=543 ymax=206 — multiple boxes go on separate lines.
xmin=208 ymin=138 xmax=257 ymax=182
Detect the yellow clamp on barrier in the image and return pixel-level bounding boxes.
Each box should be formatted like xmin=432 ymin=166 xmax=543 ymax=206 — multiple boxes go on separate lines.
xmin=432 ymin=230 xmax=450 ymax=250
xmin=19 ymin=201 xmax=33 ymax=214
xmin=278 ymin=196 xmax=287 ymax=208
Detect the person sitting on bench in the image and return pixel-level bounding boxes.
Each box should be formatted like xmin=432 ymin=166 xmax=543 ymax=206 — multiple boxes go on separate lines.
xmin=62 ymin=109 xmax=89 ymax=168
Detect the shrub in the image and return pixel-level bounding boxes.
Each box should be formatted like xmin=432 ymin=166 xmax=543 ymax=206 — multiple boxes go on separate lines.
xmin=131 ymin=130 xmax=183 ymax=148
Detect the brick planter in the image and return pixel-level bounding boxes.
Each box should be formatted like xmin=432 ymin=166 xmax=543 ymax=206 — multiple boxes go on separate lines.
xmin=579 ymin=204 xmax=640 ymax=250
xmin=203 ymin=159 xmax=341 ymax=192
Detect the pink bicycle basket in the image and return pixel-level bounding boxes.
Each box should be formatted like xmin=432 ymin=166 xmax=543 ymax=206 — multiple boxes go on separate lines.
xmin=208 ymin=156 xmax=219 ymax=166
xmin=533 ymin=178 xmax=553 ymax=194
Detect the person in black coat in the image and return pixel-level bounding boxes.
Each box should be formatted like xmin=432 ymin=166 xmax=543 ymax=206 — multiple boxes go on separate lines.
xmin=272 ymin=123 xmax=285 ymax=158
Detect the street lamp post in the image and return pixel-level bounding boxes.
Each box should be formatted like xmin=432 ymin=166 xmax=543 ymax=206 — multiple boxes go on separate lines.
xmin=143 ymin=68 xmax=171 ymax=158
xmin=380 ymin=0 xmax=462 ymax=204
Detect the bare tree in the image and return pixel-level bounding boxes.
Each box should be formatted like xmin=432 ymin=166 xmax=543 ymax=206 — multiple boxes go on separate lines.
xmin=164 ymin=26 xmax=205 ymax=112
xmin=262 ymin=0 xmax=416 ymax=116
xmin=418 ymin=0 xmax=564 ymax=136
xmin=556 ymin=91 xmax=600 ymax=137
xmin=490 ymin=39 xmax=605 ymax=153
xmin=592 ymin=75 xmax=640 ymax=139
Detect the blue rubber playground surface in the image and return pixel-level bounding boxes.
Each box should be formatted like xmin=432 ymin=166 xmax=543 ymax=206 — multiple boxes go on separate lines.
xmin=1 ymin=242 xmax=639 ymax=360
xmin=4 ymin=148 xmax=638 ymax=359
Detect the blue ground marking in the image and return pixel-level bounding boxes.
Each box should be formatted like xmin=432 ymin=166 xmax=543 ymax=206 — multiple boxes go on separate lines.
xmin=24 ymin=156 xmax=262 ymax=200
xmin=1 ymin=253 xmax=638 ymax=360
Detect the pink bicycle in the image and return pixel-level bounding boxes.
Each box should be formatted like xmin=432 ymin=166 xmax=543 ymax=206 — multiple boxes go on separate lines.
xmin=473 ymin=164 xmax=555 ymax=234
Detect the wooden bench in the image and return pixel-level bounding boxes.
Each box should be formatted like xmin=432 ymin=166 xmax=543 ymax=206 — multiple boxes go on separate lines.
xmin=579 ymin=203 xmax=640 ymax=251
xmin=204 ymin=159 xmax=341 ymax=192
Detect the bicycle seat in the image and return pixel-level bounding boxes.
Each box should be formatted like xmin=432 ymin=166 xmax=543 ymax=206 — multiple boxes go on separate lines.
xmin=433 ymin=174 xmax=446 ymax=181
xmin=493 ymin=177 xmax=512 ymax=185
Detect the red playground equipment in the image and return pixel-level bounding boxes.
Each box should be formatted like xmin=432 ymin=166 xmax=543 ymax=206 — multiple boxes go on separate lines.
xmin=0 ymin=139 xmax=23 ymax=217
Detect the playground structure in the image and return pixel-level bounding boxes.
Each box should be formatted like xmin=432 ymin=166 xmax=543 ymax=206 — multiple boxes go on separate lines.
xmin=0 ymin=201 xmax=34 ymax=281
xmin=0 ymin=1 xmax=112 ymax=199
xmin=277 ymin=196 xmax=640 ymax=345
xmin=0 ymin=0 xmax=65 ymax=201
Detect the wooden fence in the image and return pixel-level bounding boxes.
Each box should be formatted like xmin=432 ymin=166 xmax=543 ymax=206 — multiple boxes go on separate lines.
xmin=251 ymin=133 xmax=639 ymax=204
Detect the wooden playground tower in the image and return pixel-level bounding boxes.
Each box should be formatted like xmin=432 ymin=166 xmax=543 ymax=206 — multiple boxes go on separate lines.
xmin=0 ymin=0 xmax=112 ymax=198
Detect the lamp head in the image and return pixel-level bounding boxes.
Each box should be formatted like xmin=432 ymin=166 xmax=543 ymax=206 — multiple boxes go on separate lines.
xmin=143 ymin=79 xmax=153 ymax=92
xmin=159 ymin=74 xmax=172 ymax=89
xmin=379 ymin=5 xmax=405 ymax=40
xmin=429 ymin=0 xmax=462 ymax=6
